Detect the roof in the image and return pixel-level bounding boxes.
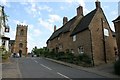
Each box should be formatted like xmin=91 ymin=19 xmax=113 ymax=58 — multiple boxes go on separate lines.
xmin=113 ymin=16 xmax=120 ymax=22
xmin=48 ymin=16 xmax=76 ymax=41
xmin=1 ymin=37 xmax=10 ymax=40
xmin=71 ymin=9 xmax=97 ymax=36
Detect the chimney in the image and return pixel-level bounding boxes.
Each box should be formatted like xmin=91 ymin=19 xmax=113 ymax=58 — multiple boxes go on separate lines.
xmin=63 ymin=17 xmax=68 ymax=25
xmin=77 ymin=5 xmax=83 ymax=16
xmin=54 ymin=25 xmax=56 ymax=32
xmin=95 ymin=0 xmax=101 ymax=9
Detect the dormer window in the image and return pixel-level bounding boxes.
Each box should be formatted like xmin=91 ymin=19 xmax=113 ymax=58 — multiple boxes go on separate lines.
xmin=73 ymin=35 xmax=76 ymax=42
xmin=58 ymin=37 xmax=60 ymax=40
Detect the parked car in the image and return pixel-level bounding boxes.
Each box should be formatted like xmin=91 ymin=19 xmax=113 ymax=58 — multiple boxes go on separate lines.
xmin=16 ymin=53 xmax=20 ymax=58
xmin=12 ymin=53 xmax=20 ymax=58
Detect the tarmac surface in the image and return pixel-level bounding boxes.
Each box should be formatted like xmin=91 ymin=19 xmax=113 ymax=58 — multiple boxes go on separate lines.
xmin=2 ymin=57 xmax=120 ymax=79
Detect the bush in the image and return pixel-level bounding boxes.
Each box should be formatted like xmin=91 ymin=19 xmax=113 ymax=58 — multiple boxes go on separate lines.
xmin=77 ymin=54 xmax=91 ymax=64
xmin=2 ymin=52 xmax=10 ymax=60
xmin=114 ymin=59 xmax=120 ymax=75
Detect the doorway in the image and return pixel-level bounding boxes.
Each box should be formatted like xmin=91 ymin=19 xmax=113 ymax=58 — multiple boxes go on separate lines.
xmin=19 ymin=50 xmax=22 ymax=57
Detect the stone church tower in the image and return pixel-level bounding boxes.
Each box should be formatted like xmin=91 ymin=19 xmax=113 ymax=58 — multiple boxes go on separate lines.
xmin=14 ymin=24 xmax=28 ymax=55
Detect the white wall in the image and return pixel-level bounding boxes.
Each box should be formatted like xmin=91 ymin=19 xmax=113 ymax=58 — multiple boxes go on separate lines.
xmin=5 ymin=40 xmax=9 ymax=51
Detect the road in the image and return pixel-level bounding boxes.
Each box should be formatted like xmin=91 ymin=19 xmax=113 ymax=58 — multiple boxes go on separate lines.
xmin=15 ymin=57 xmax=105 ymax=79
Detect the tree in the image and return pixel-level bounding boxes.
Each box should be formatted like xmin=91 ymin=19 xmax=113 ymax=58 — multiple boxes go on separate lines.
xmin=31 ymin=46 xmax=37 ymax=55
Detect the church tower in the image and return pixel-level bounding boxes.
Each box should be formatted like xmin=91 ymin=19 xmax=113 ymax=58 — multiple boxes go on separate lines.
xmin=14 ymin=24 xmax=28 ymax=56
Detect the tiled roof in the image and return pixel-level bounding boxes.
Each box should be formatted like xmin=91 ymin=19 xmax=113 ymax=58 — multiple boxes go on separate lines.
xmin=71 ymin=9 xmax=97 ymax=36
xmin=48 ymin=16 xmax=76 ymax=41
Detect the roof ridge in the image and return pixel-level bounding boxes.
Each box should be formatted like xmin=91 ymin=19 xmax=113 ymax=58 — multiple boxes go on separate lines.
xmin=71 ymin=9 xmax=97 ymax=36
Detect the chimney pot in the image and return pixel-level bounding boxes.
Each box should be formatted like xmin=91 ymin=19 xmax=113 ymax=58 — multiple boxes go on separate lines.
xmin=77 ymin=6 xmax=83 ymax=16
xmin=95 ymin=0 xmax=101 ymax=9
xmin=63 ymin=17 xmax=68 ymax=25
xmin=54 ymin=25 xmax=56 ymax=32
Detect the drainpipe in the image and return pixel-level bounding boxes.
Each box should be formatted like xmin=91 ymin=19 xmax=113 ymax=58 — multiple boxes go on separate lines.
xmin=89 ymin=30 xmax=94 ymax=66
xmin=101 ymin=18 xmax=107 ymax=63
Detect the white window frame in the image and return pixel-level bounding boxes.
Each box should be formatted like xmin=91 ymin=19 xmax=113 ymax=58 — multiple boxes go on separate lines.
xmin=104 ymin=28 xmax=109 ymax=37
xmin=73 ymin=35 xmax=76 ymax=42
xmin=58 ymin=37 xmax=60 ymax=40
xmin=78 ymin=46 xmax=84 ymax=54
xmin=71 ymin=49 xmax=74 ymax=54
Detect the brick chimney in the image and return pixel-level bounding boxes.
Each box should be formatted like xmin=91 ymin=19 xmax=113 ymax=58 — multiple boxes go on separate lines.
xmin=54 ymin=25 xmax=56 ymax=32
xmin=77 ymin=5 xmax=83 ymax=16
xmin=95 ymin=0 xmax=101 ymax=9
xmin=63 ymin=17 xmax=68 ymax=25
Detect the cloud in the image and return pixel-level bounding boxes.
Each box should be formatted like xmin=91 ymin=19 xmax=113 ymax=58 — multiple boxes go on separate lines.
xmin=111 ymin=10 xmax=118 ymax=16
xmin=33 ymin=29 xmax=42 ymax=37
xmin=25 ymin=3 xmax=53 ymax=18
xmin=38 ymin=18 xmax=53 ymax=32
xmin=38 ymin=14 xmax=61 ymax=32
xmin=63 ymin=0 xmax=89 ymax=15
xmin=27 ymin=24 xmax=42 ymax=52
xmin=24 ymin=2 xmax=38 ymax=17
xmin=38 ymin=5 xmax=53 ymax=12
xmin=48 ymin=14 xmax=62 ymax=23
xmin=75 ymin=0 xmax=89 ymax=15
xmin=13 ymin=20 xmax=28 ymax=25
xmin=0 ymin=0 xmax=11 ymax=8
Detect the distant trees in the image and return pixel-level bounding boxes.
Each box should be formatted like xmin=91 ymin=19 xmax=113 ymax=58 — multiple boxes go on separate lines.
xmin=31 ymin=46 xmax=49 ymax=57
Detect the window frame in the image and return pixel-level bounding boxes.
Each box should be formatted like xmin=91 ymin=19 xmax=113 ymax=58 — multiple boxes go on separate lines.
xmin=78 ymin=46 xmax=84 ymax=54
xmin=73 ymin=35 xmax=76 ymax=42
xmin=104 ymin=28 xmax=109 ymax=37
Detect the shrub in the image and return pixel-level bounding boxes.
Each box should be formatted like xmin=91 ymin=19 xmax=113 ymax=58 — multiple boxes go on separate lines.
xmin=114 ymin=59 xmax=120 ymax=75
xmin=2 ymin=52 xmax=11 ymax=60
xmin=77 ymin=54 xmax=92 ymax=64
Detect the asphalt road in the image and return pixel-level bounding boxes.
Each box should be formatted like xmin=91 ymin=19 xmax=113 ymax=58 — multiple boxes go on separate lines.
xmin=15 ymin=57 xmax=105 ymax=79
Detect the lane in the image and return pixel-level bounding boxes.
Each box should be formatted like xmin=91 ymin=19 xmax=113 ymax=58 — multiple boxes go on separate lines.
xmin=33 ymin=57 xmax=105 ymax=78
xmin=17 ymin=57 xmax=105 ymax=78
xmin=18 ymin=57 xmax=63 ymax=78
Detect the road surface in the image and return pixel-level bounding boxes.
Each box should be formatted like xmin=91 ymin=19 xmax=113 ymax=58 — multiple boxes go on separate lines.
xmin=15 ymin=57 xmax=105 ymax=79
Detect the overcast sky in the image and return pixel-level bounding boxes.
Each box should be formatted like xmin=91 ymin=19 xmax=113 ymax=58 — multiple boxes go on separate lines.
xmin=0 ymin=0 xmax=119 ymax=52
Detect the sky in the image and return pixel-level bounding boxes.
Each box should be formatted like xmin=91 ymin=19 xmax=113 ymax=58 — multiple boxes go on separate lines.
xmin=0 ymin=0 xmax=119 ymax=52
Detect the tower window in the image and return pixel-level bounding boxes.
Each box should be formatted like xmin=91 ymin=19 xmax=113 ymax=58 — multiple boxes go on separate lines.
xmin=20 ymin=29 xmax=24 ymax=35
xmin=19 ymin=43 xmax=23 ymax=48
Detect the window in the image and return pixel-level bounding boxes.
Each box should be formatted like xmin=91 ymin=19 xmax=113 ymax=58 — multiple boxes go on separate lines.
xmin=71 ymin=49 xmax=74 ymax=54
xmin=59 ymin=44 xmax=63 ymax=50
xmin=78 ymin=46 xmax=84 ymax=54
xmin=58 ymin=37 xmax=60 ymax=40
xmin=20 ymin=29 xmax=24 ymax=35
xmin=19 ymin=43 xmax=23 ymax=48
xmin=104 ymin=28 xmax=109 ymax=37
xmin=73 ymin=35 xmax=76 ymax=41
